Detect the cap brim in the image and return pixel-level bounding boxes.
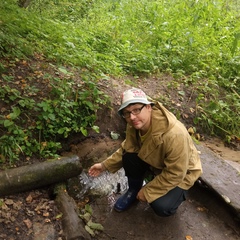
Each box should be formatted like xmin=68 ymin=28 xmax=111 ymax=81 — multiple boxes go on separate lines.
xmin=118 ymin=99 xmax=154 ymax=115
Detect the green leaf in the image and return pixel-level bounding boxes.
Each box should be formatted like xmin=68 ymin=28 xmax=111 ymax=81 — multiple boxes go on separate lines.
xmin=0 ymin=199 xmax=4 ymax=207
xmin=85 ymin=225 xmax=95 ymax=237
xmin=4 ymin=120 xmax=13 ymax=127
xmin=48 ymin=113 xmax=55 ymax=120
xmin=57 ymin=128 xmax=65 ymax=134
xmin=58 ymin=67 xmax=69 ymax=75
xmin=231 ymin=32 xmax=240 ymax=55
xmin=80 ymin=127 xmax=88 ymax=136
xmin=87 ymin=220 xmax=104 ymax=231
xmin=110 ymin=131 xmax=120 ymax=140
xmin=9 ymin=107 xmax=21 ymax=120
xmin=84 ymin=101 xmax=94 ymax=110
xmin=178 ymin=91 xmax=185 ymax=96
xmin=92 ymin=125 xmax=99 ymax=133
xmin=85 ymin=204 xmax=93 ymax=214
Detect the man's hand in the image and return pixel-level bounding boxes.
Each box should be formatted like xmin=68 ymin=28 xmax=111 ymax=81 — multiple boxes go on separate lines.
xmin=137 ymin=188 xmax=147 ymax=202
xmin=88 ymin=163 xmax=105 ymax=177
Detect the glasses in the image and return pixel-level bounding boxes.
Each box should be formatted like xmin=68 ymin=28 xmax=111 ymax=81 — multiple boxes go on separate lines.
xmin=122 ymin=105 xmax=145 ymax=118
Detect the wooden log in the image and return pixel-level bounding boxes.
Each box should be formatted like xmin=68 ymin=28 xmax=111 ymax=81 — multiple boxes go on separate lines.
xmin=0 ymin=155 xmax=82 ymax=197
xmin=55 ymin=183 xmax=91 ymax=240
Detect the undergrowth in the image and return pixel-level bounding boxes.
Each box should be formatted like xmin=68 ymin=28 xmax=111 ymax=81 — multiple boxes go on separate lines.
xmin=0 ymin=0 xmax=239 ymax=162
xmin=0 ymin=60 xmax=109 ymax=163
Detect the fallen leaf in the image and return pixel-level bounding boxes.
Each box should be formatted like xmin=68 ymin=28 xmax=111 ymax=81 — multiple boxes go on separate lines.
xmin=26 ymin=194 xmax=33 ymax=203
xmin=178 ymin=90 xmax=185 ymax=96
xmin=190 ymin=107 xmax=195 ymax=113
xmin=43 ymin=212 xmax=49 ymax=217
xmin=221 ymin=195 xmax=231 ymax=204
xmin=0 ymin=199 xmax=4 ymax=208
xmin=195 ymin=133 xmax=201 ymax=140
xmin=80 ymin=212 xmax=91 ymax=222
xmin=197 ymin=206 xmax=208 ymax=212
xmin=22 ymin=60 xmax=27 ymax=65
xmin=55 ymin=213 xmax=63 ymax=220
xmin=85 ymin=225 xmax=95 ymax=237
xmin=110 ymin=131 xmax=120 ymax=140
xmin=1 ymin=203 xmax=9 ymax=210
xmin=87 ymin=220 xmax=104 ymax=231
xmin=34 ymin=199 xmax=48 ymax=212
xmin=21 ymin=83 xmax=27 ymax=89
xmin=186 ymin=235 xmax=193 ymax=240
xmin=26 ymin=209 xmax=35 ymax=216
xmin=188 ymin=127 xmax=195 ymax=135
xmin=13 ymin=201 xmax=22 ymax=210
xmin=23 ymin=219 xmax=32 ymax=229
xmin=10 ymin=215 xmax=16 ymax=222
xmin=5 ymin=199 xmax=14 ymax=205
xmin=0 ymin=107 xmax=7 ymax=113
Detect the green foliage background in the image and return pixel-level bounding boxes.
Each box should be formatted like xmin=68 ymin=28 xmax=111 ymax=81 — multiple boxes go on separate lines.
xmin=0 ymin=0 xmax=239 ymax=162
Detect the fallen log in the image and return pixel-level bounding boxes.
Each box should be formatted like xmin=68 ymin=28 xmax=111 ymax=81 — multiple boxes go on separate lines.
xmin=55 ymin=183 xmax=91 ymax=240
xmin=0 ymin=155 xmax=82 ymax=197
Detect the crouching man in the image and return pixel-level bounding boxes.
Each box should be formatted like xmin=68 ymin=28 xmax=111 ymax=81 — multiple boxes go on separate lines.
xmin=89 ymin=88 xmax=202 ymax=217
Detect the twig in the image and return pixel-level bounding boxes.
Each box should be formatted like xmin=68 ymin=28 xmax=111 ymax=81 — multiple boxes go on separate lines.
xmin=232 ymin=88 xmax=240 ymax=99
xmin=187 ymin=88 xmax=195 ymax=103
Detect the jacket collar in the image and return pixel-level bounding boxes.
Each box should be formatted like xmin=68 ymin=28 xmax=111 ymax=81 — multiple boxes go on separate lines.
xmin=124 ymin=102 xmax=177 ymax=158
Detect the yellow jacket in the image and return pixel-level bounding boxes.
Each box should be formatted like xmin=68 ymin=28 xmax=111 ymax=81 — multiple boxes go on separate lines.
xmin=103 ymin=102 xmax=202 ymax=203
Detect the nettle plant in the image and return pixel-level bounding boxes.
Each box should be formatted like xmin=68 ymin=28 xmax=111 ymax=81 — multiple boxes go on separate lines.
xmin=0 ymin=74 xmax=109 ymax=163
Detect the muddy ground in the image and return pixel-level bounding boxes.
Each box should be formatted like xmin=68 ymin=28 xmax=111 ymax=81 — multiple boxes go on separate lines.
xmin=1 ymin=135 xmax=239 ymax=240
xmin=0 ymin=58 xmax=239 ymax=239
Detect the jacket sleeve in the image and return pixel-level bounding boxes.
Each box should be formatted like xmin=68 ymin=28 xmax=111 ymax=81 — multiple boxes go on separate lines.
xmin=102 ymin=140 xmax=125 ymax=173
xmin=142 ymin=133 xmax=190 ymax=203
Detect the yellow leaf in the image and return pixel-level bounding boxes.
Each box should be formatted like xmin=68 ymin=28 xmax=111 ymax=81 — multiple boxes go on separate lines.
xmin=23 ymin=219 xmax=32 ymax=229
xmin=188 ymin=127 xmax=195 ymax=135
xmin=197 ymin=206 xmax=208 ymax=212
xmin=43 ymin=212 xmax=49 ymax=217
xmin=195 ymin=133 xmax=201 ymax=140
xmin=26 ymin=194 xmax=33 ymax=203
xmin=190 ymin=107 xmax=195 ymax=113
xmin=55 ymin=213 xmax=63 ymax=220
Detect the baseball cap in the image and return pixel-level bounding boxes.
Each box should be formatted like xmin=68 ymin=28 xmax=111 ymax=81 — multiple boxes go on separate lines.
xmin=118 ymin=88 xmax=154 ymax=115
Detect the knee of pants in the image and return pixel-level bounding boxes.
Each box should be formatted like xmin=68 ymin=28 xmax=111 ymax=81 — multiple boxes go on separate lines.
xmin=150 ymin=188 xmax=187 ymax=217
xmin=150 ymin=201 xmax=177 ymax=217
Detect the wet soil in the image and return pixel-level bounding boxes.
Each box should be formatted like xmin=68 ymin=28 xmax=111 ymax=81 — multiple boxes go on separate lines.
xmin=202 ymin=137 xmax=240 ymax=164
xmin=90 ymin=183 xmax=240 ymax=240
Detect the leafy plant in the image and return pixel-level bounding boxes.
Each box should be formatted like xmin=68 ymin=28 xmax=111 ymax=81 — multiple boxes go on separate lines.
xmin=0 ymin=0 xmax=239 ymax=162
xmin=0 ymin=66 xmax=109 ymax=162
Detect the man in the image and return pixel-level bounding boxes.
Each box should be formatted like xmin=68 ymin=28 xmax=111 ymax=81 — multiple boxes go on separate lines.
xmin=88 ymin=88 xmax=202 ymax=217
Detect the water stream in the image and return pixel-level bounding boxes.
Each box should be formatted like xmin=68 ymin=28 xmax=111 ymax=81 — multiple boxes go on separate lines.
xmin=68 ymin=168 xmax=128 ymax=207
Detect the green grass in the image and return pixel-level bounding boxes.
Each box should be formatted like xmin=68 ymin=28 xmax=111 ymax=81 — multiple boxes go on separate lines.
xmin=0 ymin=0 xmax=239 ymax=162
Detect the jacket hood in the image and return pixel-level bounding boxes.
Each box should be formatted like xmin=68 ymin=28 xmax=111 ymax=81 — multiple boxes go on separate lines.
xmin=150 ymin=101 xmax=177 ymax=136
xmin=125 ymin=101 xmax=177 ymax=148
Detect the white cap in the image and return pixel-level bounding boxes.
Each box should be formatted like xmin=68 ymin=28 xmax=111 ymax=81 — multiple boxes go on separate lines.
xmin=118 ymin=88 xmax=154 ymax=115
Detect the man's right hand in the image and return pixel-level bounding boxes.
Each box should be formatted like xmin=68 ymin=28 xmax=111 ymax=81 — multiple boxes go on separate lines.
xmin=88 ymin=163 xmax=105 ymax=177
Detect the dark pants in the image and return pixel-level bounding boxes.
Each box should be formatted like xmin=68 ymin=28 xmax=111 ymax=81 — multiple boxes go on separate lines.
xmin=122 ymin=152 xmax=188 ymax=217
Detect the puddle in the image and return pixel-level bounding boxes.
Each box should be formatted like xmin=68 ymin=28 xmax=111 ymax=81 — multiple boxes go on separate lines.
xmin=203 ymin=137 xmax=240 ymax=164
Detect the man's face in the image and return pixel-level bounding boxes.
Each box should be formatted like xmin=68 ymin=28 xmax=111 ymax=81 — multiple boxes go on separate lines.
xmin=122 ymin=103 xmax=152 ymax=134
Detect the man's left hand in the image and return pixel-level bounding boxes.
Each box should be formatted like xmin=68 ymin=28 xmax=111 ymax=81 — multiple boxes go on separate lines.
xmin=137 ymin=188 xmax=147 ymax=202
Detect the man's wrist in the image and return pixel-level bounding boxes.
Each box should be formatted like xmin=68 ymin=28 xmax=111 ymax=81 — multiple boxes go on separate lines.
xmin=101 ymin=162 xmax=106 ymax=170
